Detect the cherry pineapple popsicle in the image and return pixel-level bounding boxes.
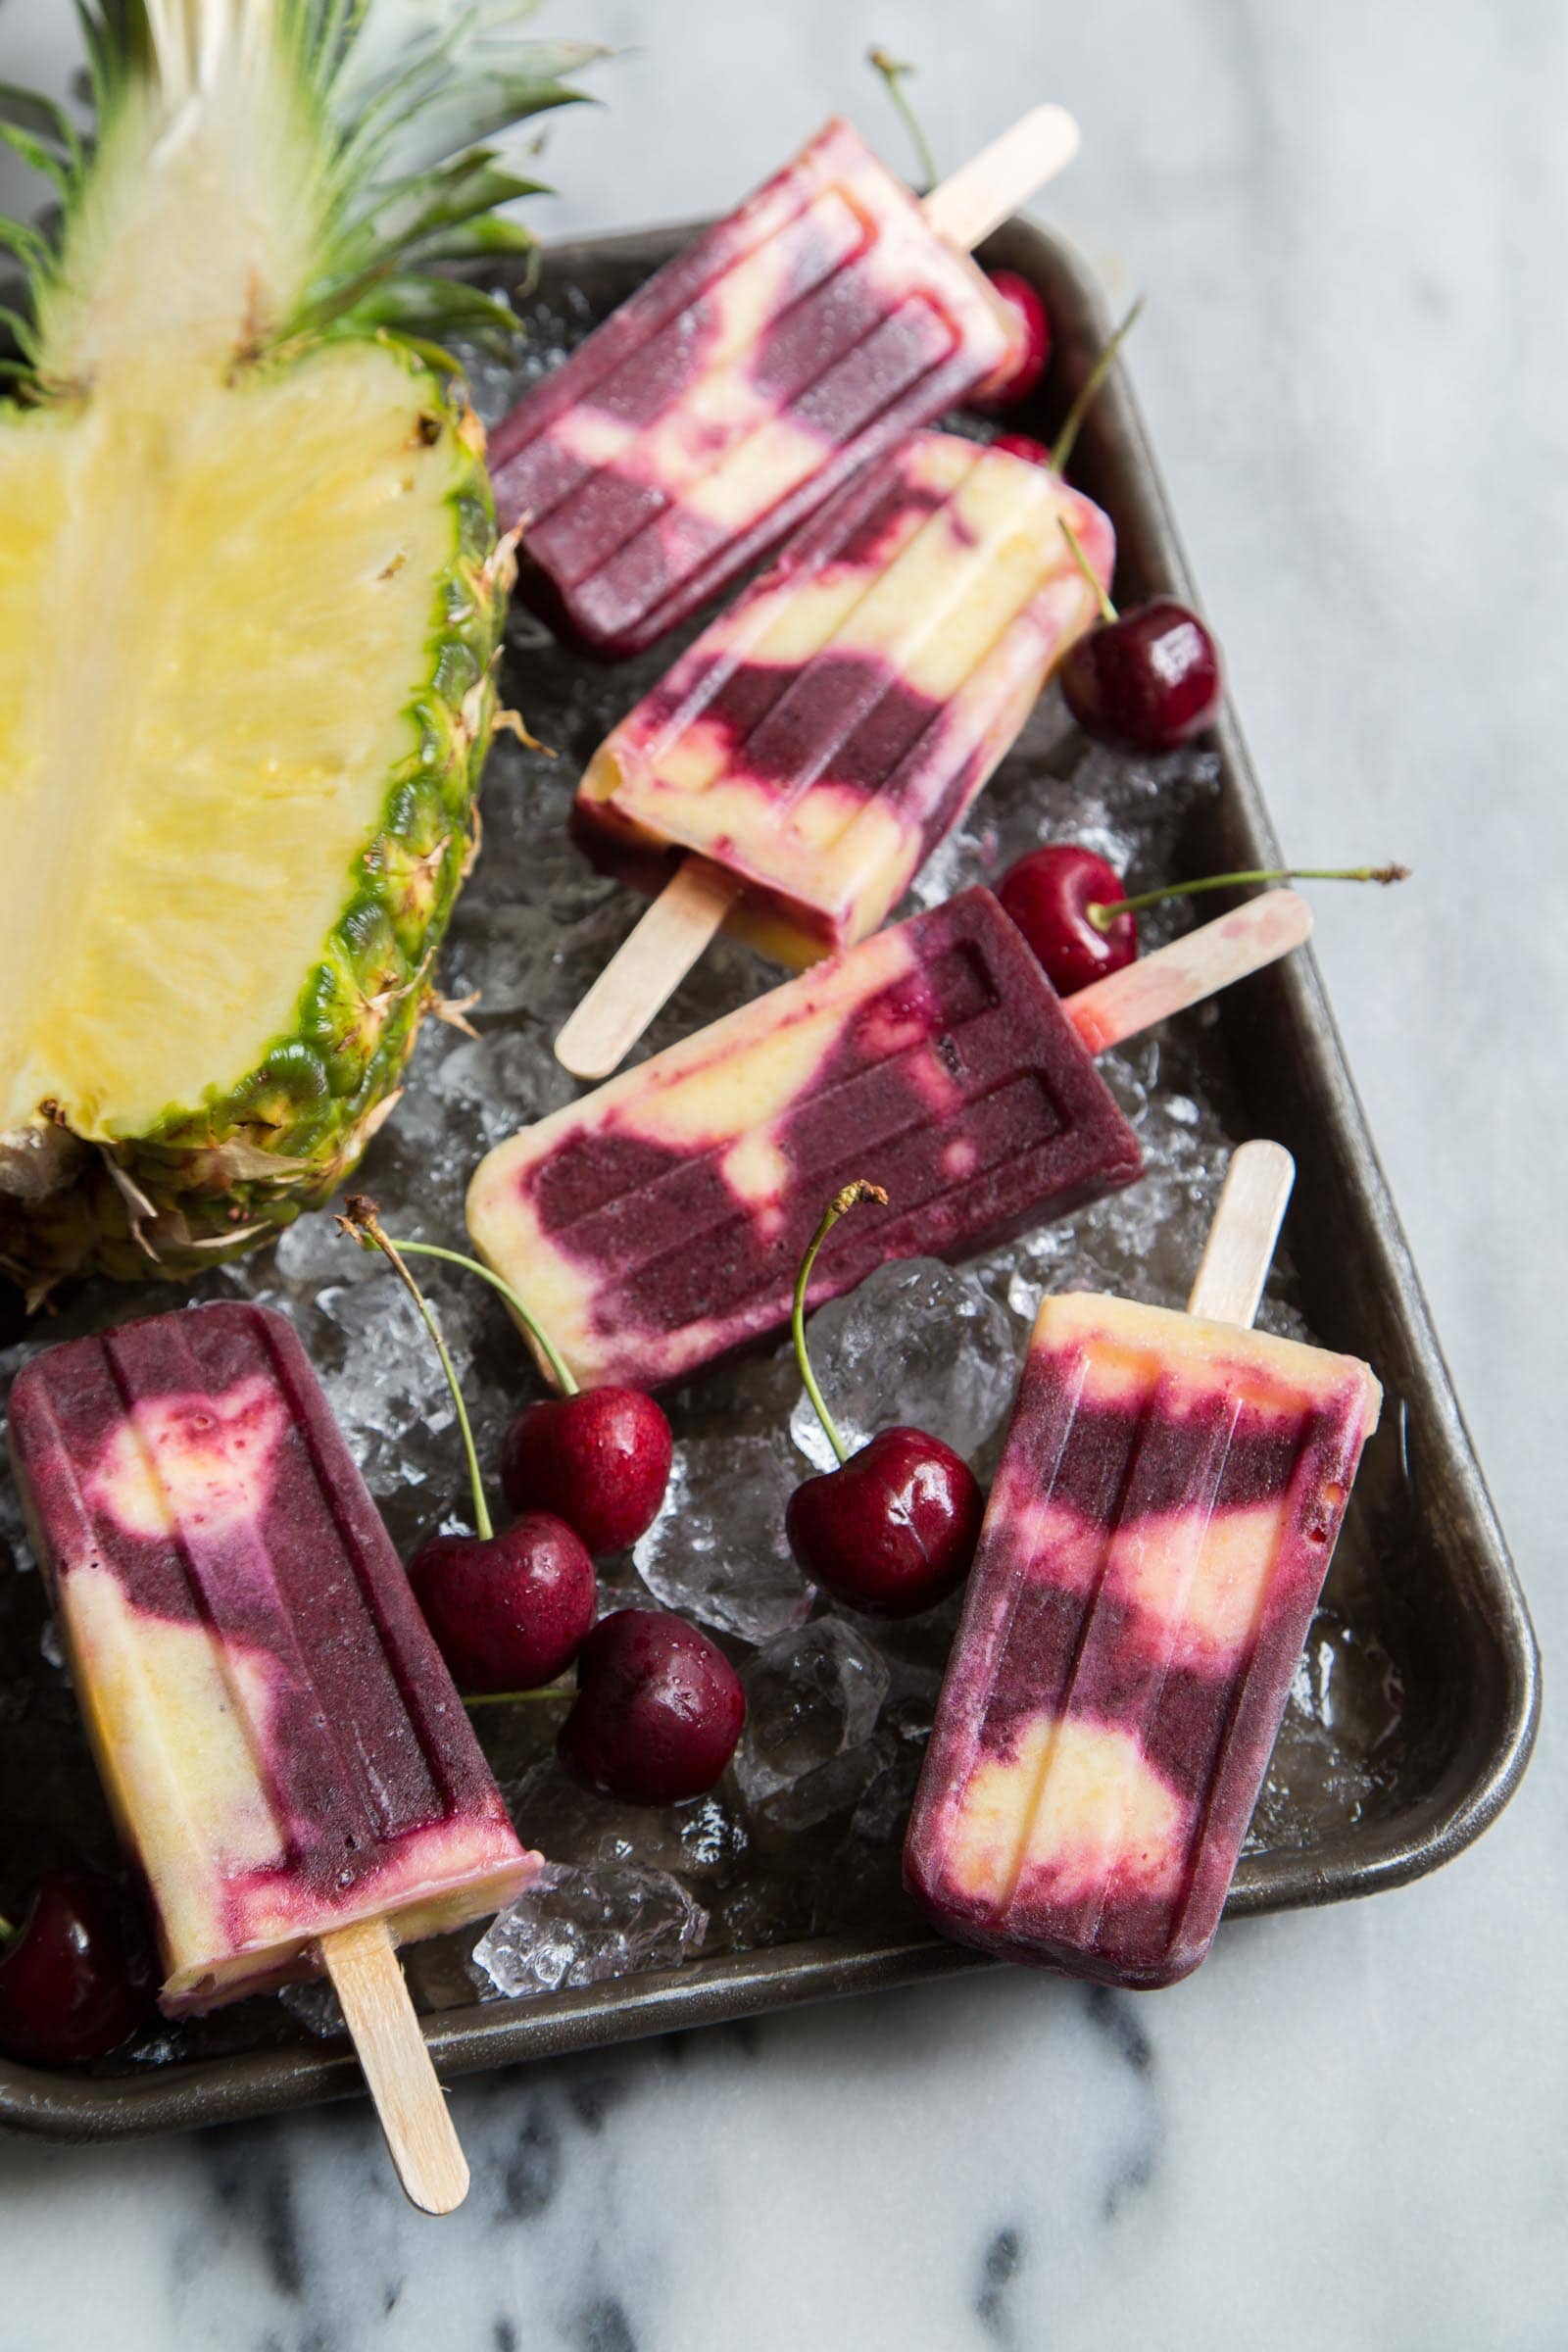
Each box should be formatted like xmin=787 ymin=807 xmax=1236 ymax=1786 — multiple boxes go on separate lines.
xmin=468 ymin=885 xmax=1311 ymax=1396
xmin=556 ymin=429 xmax=1113 ymax=1078
xmin=905 ymin=1142 xmax=1382 ymax=1987
xmin=489 ymin=108 xmax=1078 ymax=660
xmin=8 ymin=1303 xmax=539 ymax=2213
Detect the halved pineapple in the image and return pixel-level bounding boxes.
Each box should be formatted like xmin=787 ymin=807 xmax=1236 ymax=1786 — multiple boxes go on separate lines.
xmin=0 ymin=1 xmax=595 ymax=1291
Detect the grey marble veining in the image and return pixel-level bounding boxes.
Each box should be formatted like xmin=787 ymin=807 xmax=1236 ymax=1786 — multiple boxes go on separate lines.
xmin=1 ymin=3 xmax=1564 ymax=2347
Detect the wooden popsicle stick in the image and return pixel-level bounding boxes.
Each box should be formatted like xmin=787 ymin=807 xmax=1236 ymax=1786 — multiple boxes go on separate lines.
xmin=1186 ymin=1140 xmax=1295 ymax=1327
xmin=320 ymin=1918 xmax=468 ymax=2217
xmin=919 ymin=105 xmax=1082 ymax=250
xmin=555 ymin=861 xmax=741 ymax=1081
xmin=1065 ymin=889 xmax=1312 ymax=1056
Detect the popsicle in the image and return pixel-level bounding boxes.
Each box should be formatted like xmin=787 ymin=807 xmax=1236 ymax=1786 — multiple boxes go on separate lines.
xmin=904 ymin=1141 xmax=1382 ymax=1988
xmin=467 ymin=885 xmax=1312 ymax=1396
xmin=489 ymin=108 xmax=1078 ymax=660
xmin=7 ymin=1300 xmax=540 ymax=2213
xmin=555 ymin=430 xmax=1114 ymax=1079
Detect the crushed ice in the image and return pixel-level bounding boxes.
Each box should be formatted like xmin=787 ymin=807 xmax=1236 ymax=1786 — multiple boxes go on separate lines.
xmin=472 ymin=1862 xmax=708 ymax=1998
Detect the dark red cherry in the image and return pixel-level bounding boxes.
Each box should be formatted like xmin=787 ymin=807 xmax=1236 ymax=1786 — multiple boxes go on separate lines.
xmin=785 ymin=1427 xmax=984 ymax=1617
xmin=409 ymin=1514 xmax=597 ymax=1692
xmin=1060 ymin=599 xmax=1222 ymax=753
xmin=0 ymin=1872 xmax=154 ymax=2065
xmin=996 ymin=844 xmax=1138 ymax=997
xmin=501 ymin=1388 xmax=672 ymax=1554
xmin=558 ymin=1609 xmax=744 ymax=1805
xmin=972 ymin=270 xmax=1052 ymax=409
xmin=990 ymin=431 xmax=1054 ymax=467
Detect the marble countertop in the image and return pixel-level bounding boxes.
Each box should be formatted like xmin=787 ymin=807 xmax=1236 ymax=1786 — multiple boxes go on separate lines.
xmin=1 ymin=4 xmax=1562 ymax=2346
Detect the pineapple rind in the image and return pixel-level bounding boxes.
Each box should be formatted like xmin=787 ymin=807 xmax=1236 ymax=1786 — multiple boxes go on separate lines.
xmin=0 ymin=359 xmax=503 ymax=1288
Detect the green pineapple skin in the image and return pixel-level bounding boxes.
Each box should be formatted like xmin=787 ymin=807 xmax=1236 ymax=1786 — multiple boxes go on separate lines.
xmin=0 ymin=360 xmax=507 ymax=1292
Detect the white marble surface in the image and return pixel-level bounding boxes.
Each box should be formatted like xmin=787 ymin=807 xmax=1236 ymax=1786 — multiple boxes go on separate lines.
xmin=1 ymin=3 xmax=1563 ymax=2346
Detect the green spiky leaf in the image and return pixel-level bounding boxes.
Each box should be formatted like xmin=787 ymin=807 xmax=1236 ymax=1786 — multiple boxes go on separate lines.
xmin=407 ymin=215 xmax=540 ymax=268
xmin=0 ymin=216 xmax=55 ymax=280
xmin=0 ymin=83 xmax=82 ymax=167
xmin=0 ymin=304 xmax=40 ymax=363
xmin=332 ymin=271 xmax=521 ymax=346
xmin=0 ymin=124 xmax=75 ymax=203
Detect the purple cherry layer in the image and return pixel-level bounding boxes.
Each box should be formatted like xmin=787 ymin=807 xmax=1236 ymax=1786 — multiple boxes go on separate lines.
xmin=786 ymin=1426 xmax=985 ymax=1618
xmin=558 ymin=1609 xmax=745 ymax=1806
xmin=501 ymin=1388 xmax=673 ymax=1554
xmin=410 ymin=1515 xmax=597 ymax=1693
xmin=997 ymin=845 xmax=1138 ymax=997
xmin=0 ymin=1873 xmax=154 ymax=2065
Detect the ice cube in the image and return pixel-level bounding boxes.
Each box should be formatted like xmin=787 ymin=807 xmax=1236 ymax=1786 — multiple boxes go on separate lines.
xmin=471 ymin=1862 xmax=708 ymax=1998
xmin=126 ymin=2031 xmax=186 ymax=2067
xmin=633 ymin=1432 xmax=814 ymax=1644
xmin=789 ymin=1258 xmax=1020 ymax=1475
xmin=734 ymin=1618 xmax=891 ymax=1829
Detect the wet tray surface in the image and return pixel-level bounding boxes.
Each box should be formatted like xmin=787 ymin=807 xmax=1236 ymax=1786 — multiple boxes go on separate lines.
xmin=0 ymin=219 xmax=1539 ymax=2141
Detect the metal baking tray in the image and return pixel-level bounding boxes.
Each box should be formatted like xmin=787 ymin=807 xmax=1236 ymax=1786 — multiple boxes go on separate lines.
xmin=0 ymin=217 xmax=1539 ymax=2142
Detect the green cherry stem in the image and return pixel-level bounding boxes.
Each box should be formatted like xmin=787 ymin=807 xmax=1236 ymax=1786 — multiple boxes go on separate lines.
xmin=1058 ymin=514 xmax=1116 ymax=623
xmin=867 ymin=47 xmax=938 ymax=191
xmin=0 ymin=1914 xmax=13 ymax=1943
xmin=1087 ymin=864 xmax=1411 ymax=932
xmin=792 ymin=1180 xmax=889 ymax=1468
xmin=1050 ymin=295 xmax=1145 ymax=477
xmin=339 ymin=1198 xmax=493 ymax=1542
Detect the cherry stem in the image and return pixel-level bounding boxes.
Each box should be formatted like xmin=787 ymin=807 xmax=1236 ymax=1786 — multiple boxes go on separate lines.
xmin=1087 ymin=864 xmax=1411 ymax=931
xmin=792 ymin=1180 xmax=890 ymax=1468
xmin=0 ymin=1914 xmax=12 ymax=1943
xmin=867 ymin=47 xmax=938 ymax=191
xmin=365 ymin=1235 xmax=578 ymax=1396
xmin=462 ymin=1687 xmax=570 ymax=1709
xmin=1058 ymin=515 xmax=1117 ymax=623
xmin=338 ymin=1198 xmax=493 ymax=1543
xmin=1050 ymin=295 xmax=1145 ymax=476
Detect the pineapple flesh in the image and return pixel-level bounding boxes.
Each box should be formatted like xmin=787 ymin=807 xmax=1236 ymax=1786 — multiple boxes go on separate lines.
xmin=0 ymin=2 xmax=593 ymax=1291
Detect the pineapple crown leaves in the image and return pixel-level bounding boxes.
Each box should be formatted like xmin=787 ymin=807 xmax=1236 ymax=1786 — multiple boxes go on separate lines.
xmin=0 ymin=0 xmax=602 ymax=391
xmin=294 ymin=4 xmax=605 ymax=351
